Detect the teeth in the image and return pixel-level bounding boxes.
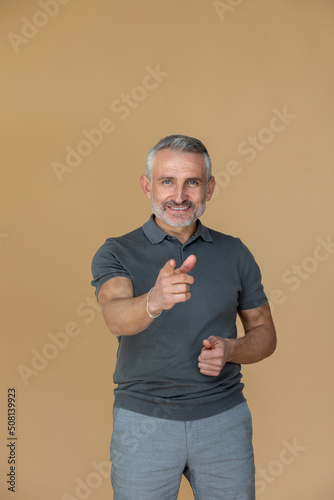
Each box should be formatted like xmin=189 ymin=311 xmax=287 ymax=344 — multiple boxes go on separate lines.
xmin=169 ymin=206 xmax=189 ymax=210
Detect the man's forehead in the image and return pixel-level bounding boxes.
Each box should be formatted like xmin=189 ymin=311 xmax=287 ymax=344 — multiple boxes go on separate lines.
xmin=152 ymin=149 xmax=206 ymax=174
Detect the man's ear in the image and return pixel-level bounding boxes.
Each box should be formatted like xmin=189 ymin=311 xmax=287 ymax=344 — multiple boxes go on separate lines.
xmin=140 ymin=174 xmax=152 ymax=200
xmin=206 ymin=176 xmax=216 ymax=201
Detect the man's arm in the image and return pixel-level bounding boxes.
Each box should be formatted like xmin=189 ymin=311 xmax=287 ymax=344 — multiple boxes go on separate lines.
xmin=230 ymin=303 xmax=277 ymax=363
xmin=98 ymin=254 xmax=196 ymax=336
xmin=198 ymin=303 xmax=277 ymax=376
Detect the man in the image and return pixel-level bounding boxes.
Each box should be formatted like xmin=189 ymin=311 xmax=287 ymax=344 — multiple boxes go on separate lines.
xmin=91 ymin=134 xmax=276 ymax=500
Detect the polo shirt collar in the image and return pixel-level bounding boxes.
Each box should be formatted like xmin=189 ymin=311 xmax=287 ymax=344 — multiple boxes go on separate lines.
xmin=142 ymin=214 xmax=212 ymax=244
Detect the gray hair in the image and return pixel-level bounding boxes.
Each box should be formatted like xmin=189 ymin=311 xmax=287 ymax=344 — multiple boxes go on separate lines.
xmin=146 ymin=134 xmax=212 ymax=181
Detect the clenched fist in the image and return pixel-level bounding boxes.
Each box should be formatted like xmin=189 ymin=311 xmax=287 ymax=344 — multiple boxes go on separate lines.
xmin=198 ymin=336 xmax=232 ymax=377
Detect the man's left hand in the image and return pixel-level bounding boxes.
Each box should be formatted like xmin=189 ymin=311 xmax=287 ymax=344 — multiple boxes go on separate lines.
xmin=198 ymin=336 xmax=231 ymax=377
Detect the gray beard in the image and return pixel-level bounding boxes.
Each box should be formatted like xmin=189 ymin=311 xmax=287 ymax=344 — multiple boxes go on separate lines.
xmin=151 ymin=200 xmax=206 ymax=227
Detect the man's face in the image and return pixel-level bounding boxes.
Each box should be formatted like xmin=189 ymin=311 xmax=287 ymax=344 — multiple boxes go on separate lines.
xmin=141 ymin=149 xmax=215 ymax=229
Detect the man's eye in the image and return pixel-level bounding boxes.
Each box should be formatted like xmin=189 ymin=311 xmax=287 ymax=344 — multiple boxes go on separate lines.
xmin=188 ymin=180 xmax=198 ymax=186
xmin=162 ymin=180 xmax=172 ymax=185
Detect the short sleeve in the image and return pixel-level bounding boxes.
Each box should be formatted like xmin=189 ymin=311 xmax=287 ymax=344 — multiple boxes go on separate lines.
xmin=91 ymin=239 xmax=131 ymax=299
xmin=237 ymin=242 xmax=268 ymax=310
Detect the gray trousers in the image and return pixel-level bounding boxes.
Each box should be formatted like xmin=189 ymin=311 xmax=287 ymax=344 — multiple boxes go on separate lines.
xmin=110 ymin=401 xmax=255 ymax=500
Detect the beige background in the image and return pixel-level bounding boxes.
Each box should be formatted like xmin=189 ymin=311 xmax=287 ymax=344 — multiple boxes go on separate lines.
xmin=1 ymin=0 xmax=334 ymax=498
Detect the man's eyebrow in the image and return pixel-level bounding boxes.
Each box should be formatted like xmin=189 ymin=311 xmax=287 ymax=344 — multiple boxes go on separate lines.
xmin=186 ymin=177 xmax=203 ymax=182
xmin=157 ymin=176 xmax=203 ymax=182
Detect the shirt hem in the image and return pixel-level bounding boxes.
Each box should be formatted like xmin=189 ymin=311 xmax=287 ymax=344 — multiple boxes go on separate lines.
xmin=114 ymin=389 xmax=246 ymax=421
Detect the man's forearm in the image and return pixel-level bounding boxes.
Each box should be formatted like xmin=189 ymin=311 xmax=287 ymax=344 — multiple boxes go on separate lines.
xmin=99 ymin=256 xmax=196 ymax=337
xmin=227 ymin=326 xmax=277 ymax=364
xmin=101 ymin=293 xmax=156 ymax=336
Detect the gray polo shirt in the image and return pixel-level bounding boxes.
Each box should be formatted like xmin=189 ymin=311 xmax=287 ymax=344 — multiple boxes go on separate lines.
xmin=91 ymin=215 xmax=268 ymax=421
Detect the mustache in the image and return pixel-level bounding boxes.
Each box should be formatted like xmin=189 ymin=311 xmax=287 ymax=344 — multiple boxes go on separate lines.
xmin=162 ymin=201 xmax=195 ymax=208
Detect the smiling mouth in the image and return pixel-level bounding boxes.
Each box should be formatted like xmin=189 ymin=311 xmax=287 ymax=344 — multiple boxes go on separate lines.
xmin=168 ymin=206 xmax=190 ymax=211
xmin=166 ymin=205 xmax=193 ymax=215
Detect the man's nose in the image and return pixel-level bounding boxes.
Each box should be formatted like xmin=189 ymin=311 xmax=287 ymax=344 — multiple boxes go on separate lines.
xmin=173 ymin=184 xmax=187 ymax=203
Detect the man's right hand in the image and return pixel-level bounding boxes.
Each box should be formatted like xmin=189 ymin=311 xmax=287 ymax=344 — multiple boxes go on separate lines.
xmin=98 ymin=254 xmax=196 ymax=336
xmin=148 ymin=254 xmax=197 ymax=316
